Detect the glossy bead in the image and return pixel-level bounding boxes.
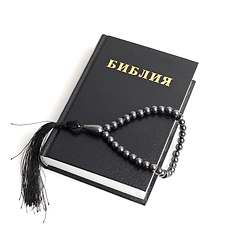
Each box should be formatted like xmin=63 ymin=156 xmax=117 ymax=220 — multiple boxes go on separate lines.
xmin=107 ymin=136 xmax=114 ymax=144
xmin=102 ymin=131 xmax=110 ymax=139
xmin=123 ymin=114 xmax=131 ymax=123
xmin=156 ymin=167 xmax=163 ymax=175
xmin=149 ymin=163 xmax=157 ymax=172
xmin=165 ymin=106 xmax=173 ymax=115
xmin=157 ymin=105 xmax=165 ymax=114
xmin=117 ymin=145 xmax=124 ymax=154
xmin=111 ymin=141 xmax=119 ymax=149
xmin=176 ymin=112 xmax=183 ymax=120
xmin=178 ymin=119 xmax=185 ymax=126
xmin=123 ymin=150 xmax=130 ymax=158
xmin=178 ymin=137 xmax=185 ymax=144
xmin=142 ymin=161 xmax=150 ymax=169
xmin=129 ymin=154 xmax=137 ymax=162
xmin=143 ymin=107 xmax=151 ymax=115
xmin=167 ymin=171 xmax=172 ymax=177
xmin=137 ymin=109 xmax=144 ymax=117
xmin=171 ymin=157 xmax=179 ymax=163
xmin=159 ymin=169 xmax=167 ymax=178
xmin=110 ymin=121 xmax=118 ymax=130
xmin=150 ymin=106 xmax=158 ymax=114
xmin=103 ymin=124 xmax=111 ymax=132
xmin=179 ymin=131 xmax=186 ymax=137
xmin=176 ymin=143 xmax=183 ymax=151
xmin=170 ymin=162 xmax=177 ymax=169
xmin=180 ymin=125 xmax=187 ymax=131
xmin=172 ymin=109 xmax=180 ymax=118
xmin=117 ymin=118 xmax=124 ymax=126
xmin=130 ymin=111 xmax=137 ymax=119
xmin=135 ymin=157 xmax=143 ymax=166
xmin=173 ymin=150 xmax=180 ymax=157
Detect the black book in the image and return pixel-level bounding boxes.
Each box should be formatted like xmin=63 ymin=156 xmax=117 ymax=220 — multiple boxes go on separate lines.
xmin=41 ymin=35 xmax=198 ymax=205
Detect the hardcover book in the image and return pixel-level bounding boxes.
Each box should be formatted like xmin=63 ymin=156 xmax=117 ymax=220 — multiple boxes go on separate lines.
xmin=41 ymin=34 xmax=198 ymax=205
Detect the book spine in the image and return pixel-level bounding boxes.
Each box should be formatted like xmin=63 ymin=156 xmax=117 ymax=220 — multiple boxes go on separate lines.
xmin=41 ymin=34 xmax=108 ymax=158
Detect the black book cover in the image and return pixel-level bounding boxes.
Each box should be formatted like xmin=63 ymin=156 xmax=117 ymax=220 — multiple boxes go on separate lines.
xmin=41 ymin=34 xmax=198 ymax=204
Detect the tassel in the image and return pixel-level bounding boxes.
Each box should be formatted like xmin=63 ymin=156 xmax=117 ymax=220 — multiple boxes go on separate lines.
xmin=12 ymin=121 xmax=83 ymax=221
xmin=20 ymin=122 xmax=56 ymax=216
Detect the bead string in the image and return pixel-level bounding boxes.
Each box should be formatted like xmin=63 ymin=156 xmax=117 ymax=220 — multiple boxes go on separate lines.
xmin=101 ymin=106 xmax=186 ymax=178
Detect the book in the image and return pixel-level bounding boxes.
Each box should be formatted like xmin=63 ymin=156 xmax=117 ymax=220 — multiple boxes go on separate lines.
xmin=41 ymin=34 xmax=198 ymax=205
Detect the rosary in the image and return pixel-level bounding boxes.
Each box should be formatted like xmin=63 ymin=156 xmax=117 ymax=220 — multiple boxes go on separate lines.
xmin=14 ymin=104 xmax=186 ymax=217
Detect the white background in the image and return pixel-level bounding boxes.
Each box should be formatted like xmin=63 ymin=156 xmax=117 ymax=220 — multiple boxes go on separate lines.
xmin=1 ymin=1 xmax=239 ymax=239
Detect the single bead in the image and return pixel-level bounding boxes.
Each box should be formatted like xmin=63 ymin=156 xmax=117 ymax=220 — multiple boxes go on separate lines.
xmin=172 ymin=150 xmax=180 ymax=157
xmin=143 ymin=107 xmax=151 ymax=115
xmin=102 ymin=131 xmax=110 ymax=139
xmin=123 ymin=114 xmax=131 ymax=123
xmin=117 ymin=118 xmax=124 ymax=126
xmin=165 ymin=106 xmax=173 ymax=115
xmin=179 ymin=131 xmax=186 ymax=137
xmin=123 ymin=150 xmax=130 ymax=159
xmin=178 ymin=119 xmax=185 ymax=126
xmin=178 ymin=137 xmax=185 ymax=144
xmin=107 ymin=136 xmax=114 ymax=144
xmin=156 ymin=167 xmax=163 ymax=175
xmin=150 ymin=106 xmax=158 ymax=114
xmin=159 ymin=169 xmax=167 ymax=178
xmin=135 ymin=157 xmax=143 ymax=166
xmin=142 ymin=161 xmax=150 ymax=169
xmin=117 ymin=145 xmax=124 ymax=154
xmin=103 ymin=124 xmax=111 ymax=132
xmin=172 ymin=109 xmax=180 ymax=118
xmin=171 ymin=157 xmax=179 ymax=163
xmin=176 ymin=143 xmax=183 ymax=151
xmin=149 ymin=163 xmax=157 ymax=172
xmin=130 ymin=111 xmax=137 ymax=119
xmin=176 ymin=112 xmax=183 ymax=120
xmin=166 ymin=170 xmax=172 ymax=178
xmin=180 ymin=125 xmax=187 ymax=131
xmin=137 ymin=109 xmax=144 ymax=117
xmin=129 ymin=154 xmax=137 ymax=162
xmin=110 ymin=121 xmax=118 ymax=130
xmin=168 ymin=167 xmax=175 ymax=173
xmin=169 ymin=162 xmax=177 ymax=169
xmin=157 ymin=105 xmax=165 ymax=114
xmin=111 ymin=141 xmax=119 ymax=149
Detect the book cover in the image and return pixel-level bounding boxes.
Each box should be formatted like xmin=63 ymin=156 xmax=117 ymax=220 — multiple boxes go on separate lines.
xmin=41 ymin=34 xmax=198 ymax=204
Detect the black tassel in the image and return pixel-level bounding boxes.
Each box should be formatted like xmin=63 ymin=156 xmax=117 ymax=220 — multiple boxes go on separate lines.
xmin=20 ymin=122 xmax=56 ymax=216
xmin=12 ymin=120 xmax=83 ymax=221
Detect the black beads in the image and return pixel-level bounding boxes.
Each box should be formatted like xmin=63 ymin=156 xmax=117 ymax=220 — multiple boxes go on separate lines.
xmin=102 ymin=131 xmax=109 ymax=139
xmin=123 ymin=114 xmax=130 ymax=123
xmin=123 ymin=150 xmax=130 ymax=158
xmin=165 ymin=106 xmax=173 ymax=115
xmin=100 ymin=104 xmax=186 ymax=179
xmin=103 ymin=124 xmax=111 ymax=132
xmin=142 ymin=161 xmax=150 ymax=169
xmin=130 ymin=111 xmax=137 ymax=119
xmin=143 ymin=107 xmax=151 ymax=115
xmin=117 ymin=145 xmax=124 ymax=154
xmin=111 ymin=141 xmax=119 ymax=149
xmin=129 ymin=154 xmax=137 ymax=162
xmin=135 ymin=157 xmax=143 ymax=166
xmin=150 ymin=105 xmax=158 ymax=114
xmin=137 ymin=109 xmax=144 ymax=117
xmin=117 ymin=118 xmax=124 ymax=126
xmin=107 ymin=135 xmax=114 ymax=144
xmin=110 ymin=121 xmax=118 ymax=130
xmin=158 ymin=105 xmax=165 ymax=114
